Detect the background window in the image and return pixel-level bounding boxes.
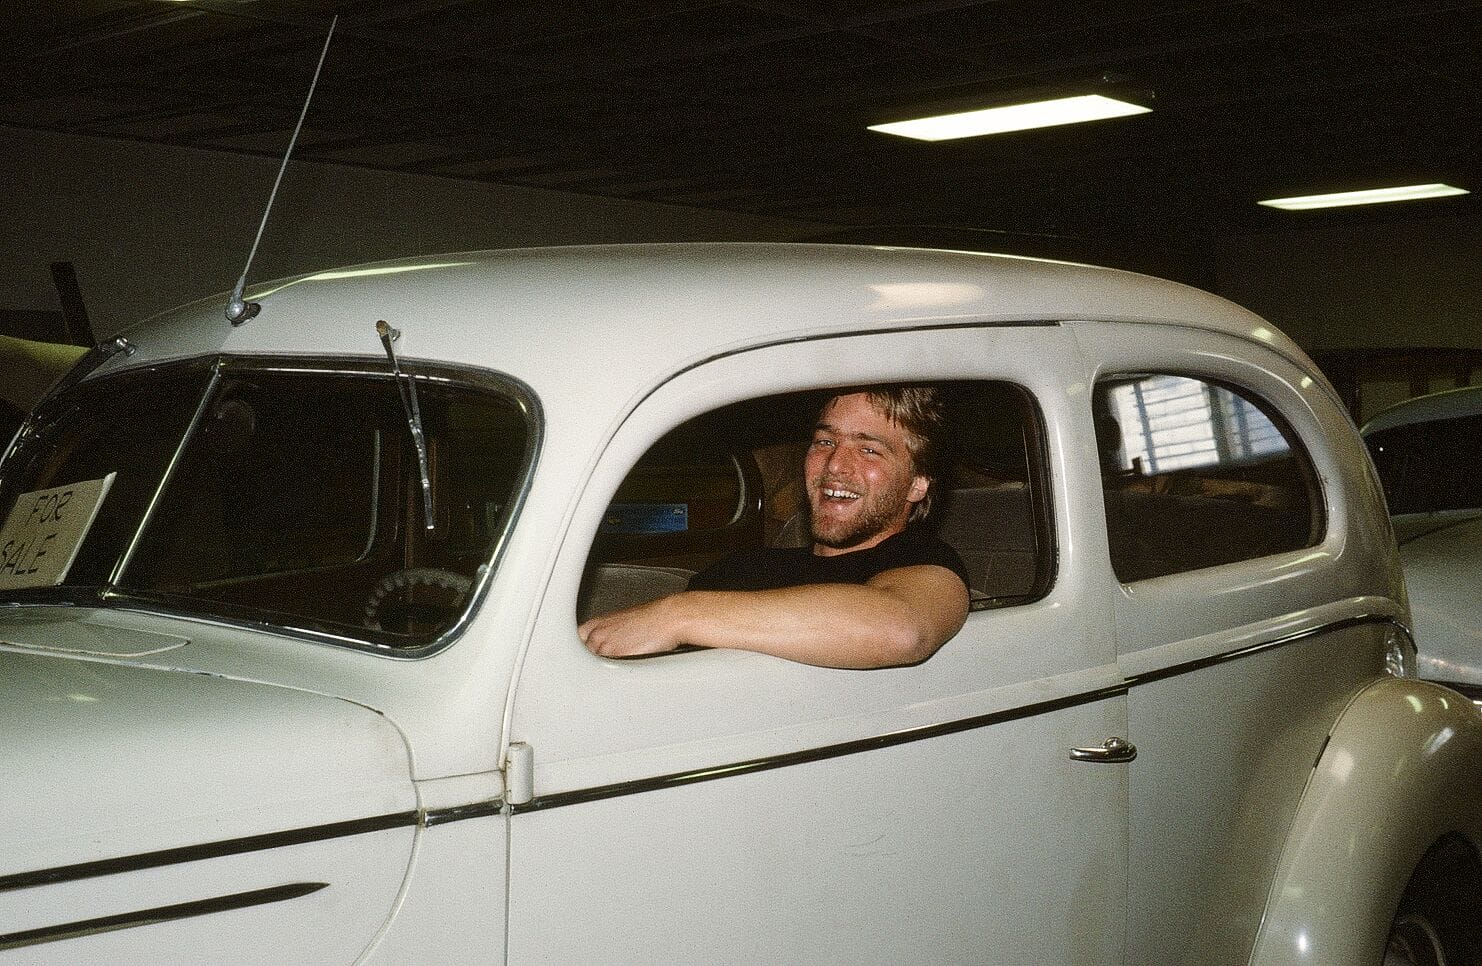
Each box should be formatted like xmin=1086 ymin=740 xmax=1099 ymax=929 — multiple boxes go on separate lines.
xmin=1095 ymin=374 xmax=1322 ymax=582
xmin=1104 ymin=375 xmax=1288 ymax=474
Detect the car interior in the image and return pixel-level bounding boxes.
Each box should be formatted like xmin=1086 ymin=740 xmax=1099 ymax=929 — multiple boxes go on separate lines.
xmin=578 ymin=381 xmax=1057 ymax=623
xmin=1093 ymin=374 xmax=1324 ymax=583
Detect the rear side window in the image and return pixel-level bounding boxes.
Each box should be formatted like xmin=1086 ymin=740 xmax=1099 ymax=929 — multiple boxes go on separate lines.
xmin=1094 ymin=374 xmax=1323 ymax=582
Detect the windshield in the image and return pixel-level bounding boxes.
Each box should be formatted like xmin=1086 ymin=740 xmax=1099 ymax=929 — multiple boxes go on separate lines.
xmin=1366 ymin=412 xmax=1482 ymax=515
xmin=0 ymin=358 xmax=534 ymax=650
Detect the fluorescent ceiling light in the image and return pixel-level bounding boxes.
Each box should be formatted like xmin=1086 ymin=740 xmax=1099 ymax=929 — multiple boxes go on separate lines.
xmin=869 ymin=94 xmax=1151 ymax=141
xmin=1259 ymin=184 xmax=1469 ymax=210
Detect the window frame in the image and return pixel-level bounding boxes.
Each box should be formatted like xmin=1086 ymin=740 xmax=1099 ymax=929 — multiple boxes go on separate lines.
xmin=577 ymin=379 xmax=1058 ymax=622
xmin=0 ymin=354 xmax=543 ymax=657
xmin=1094 ymin=370 xmax=1327 ymax=583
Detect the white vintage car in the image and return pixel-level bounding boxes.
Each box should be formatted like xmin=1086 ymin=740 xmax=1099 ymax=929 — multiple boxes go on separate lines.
xmin=1 ymin=244 xmax=1479 ymax=965
xmin=1363 ymin=386 xmax=1482 ymax=702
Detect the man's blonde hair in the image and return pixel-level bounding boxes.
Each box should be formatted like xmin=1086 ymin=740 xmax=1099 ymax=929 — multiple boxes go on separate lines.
xmin=831 ymin=385 xmax=947 ymax=522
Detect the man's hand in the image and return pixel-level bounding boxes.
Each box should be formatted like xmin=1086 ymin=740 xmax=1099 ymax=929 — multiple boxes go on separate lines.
xmin=579 ymin=595 xmax=689 ymax=658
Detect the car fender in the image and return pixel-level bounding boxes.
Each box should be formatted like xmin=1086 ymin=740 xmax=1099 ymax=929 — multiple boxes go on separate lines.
xmin=0 ymin=644 xmax=419 ymax=962
xmin=1249 ymin=677 xmax=1482 ymax=965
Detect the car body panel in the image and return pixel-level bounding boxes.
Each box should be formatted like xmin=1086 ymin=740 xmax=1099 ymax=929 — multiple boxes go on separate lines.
xmin=358 ymin=773 xmax=507 ymax=964
xmin=1250 ymin=677 xmax=1482 ymax=965
xmin=0 ymin=610 xmax=418 ymax=961
xmin=1363 ymin=384 xmax=1482 ymax=436
xmin=89 ymin=245 xmax=1314 ymax=437
xmin=1395 ymin=513 xmax=1482 ymax=689
xmin=1123 ymin=612 xmax=1402 ymax=965
xmin=1068 ymin=319 xmax=1411 ymax=964
xmin=507 ymin=325 xmax=1129 ymax=962
xmin=0 ymin=243 xmax=1473 ymax=963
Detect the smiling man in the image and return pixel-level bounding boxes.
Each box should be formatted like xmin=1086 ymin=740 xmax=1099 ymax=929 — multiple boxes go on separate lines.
xmin=579 ymin=387 xmax=970 ymax=668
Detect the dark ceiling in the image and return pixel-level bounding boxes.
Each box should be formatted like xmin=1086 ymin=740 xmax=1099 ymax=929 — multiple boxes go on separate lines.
xmin=5 ymin=1 xmax=1481 ymax=249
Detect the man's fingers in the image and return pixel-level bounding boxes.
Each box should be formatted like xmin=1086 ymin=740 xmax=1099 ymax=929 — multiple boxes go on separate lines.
xmin=579 ymin=614 xmax=645 ymax=657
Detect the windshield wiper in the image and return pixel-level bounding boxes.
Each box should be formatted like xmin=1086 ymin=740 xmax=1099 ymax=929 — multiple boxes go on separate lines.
xmin=375 ymin=320 xmax=435 ymax=531
xmin=38 ymin=336 xmax=135 ymax=409
xmin=9 ymin=336 xmax=137 ymax=461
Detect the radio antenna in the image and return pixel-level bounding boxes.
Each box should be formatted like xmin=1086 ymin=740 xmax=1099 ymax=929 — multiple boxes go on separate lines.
xmin=225 ymin=15 xmax=339 ymax=326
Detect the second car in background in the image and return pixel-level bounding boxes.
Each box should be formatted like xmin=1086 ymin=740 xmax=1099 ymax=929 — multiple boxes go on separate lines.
xmin=1364 ymin=385 xmax=1482 ymax=700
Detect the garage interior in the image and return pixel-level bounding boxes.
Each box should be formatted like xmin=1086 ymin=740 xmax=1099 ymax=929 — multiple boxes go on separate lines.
xmin=2 ymin=0 xmax=1479 ymax=426
xmin=1 ymin=8 xmax=1480 ymax=960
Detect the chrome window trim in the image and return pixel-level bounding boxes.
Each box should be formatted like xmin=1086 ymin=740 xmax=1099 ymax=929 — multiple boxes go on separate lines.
xmin=213 ymin=355 xmax=546 ymax=658
xmin=110 ymin=360 xmax=223 ymax=586
xmin=727 ymin=452 xmax=748 ymax=527
xmin=654 ymin=327 xmax=1064 ymax=605
xmin=0 ymin=883 xmax=330 ymax=952
xmin=1094 ymin=369 xmax=1330 ymax=584
xmin=92 ymin=595 xmax=430 ymax=656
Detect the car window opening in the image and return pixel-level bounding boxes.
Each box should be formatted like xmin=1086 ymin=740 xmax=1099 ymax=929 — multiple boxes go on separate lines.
xmin=579 ymin=381 xmax=1055 ymax=624
xmin=1367 ymin=411 xmax=1482 ymax=515
xmin=0 ymin=358 xmax=534 ymax=651
xmin=1094 ymin=373 xmax=1325 ymax=582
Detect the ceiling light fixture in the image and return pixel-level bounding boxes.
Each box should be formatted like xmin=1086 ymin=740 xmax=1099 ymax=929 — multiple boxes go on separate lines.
xmin=1259 ymin=184 xmax=1469 ymax=210
xmin=868 ymin=94 xmax=1151 ymax=142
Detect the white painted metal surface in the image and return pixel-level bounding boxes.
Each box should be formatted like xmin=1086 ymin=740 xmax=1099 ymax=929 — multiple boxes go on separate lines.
xmin=1363 ymin=385 xmax=1482 ymax=697
xmin=1396 ymin=514 xmax=1482 ymax=688
xmin=0 ymin=611 xmax=417 ymax=963
xmin=509 ymin=325 xmax=1129 ymax=962
xmin=1250 ymin=678 xmax=1482 ymax=964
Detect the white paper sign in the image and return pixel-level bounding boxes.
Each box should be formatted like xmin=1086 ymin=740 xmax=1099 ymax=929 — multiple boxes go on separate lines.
xmin=0 ymin=473 xmax=117 ymax=590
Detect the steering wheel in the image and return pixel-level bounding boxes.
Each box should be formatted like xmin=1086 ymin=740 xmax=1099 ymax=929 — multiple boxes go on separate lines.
xmin=364 ymin=567 xmax=473 ymax=633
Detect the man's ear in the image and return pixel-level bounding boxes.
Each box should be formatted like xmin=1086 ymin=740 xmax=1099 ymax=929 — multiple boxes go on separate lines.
xmin=907 ymin=475 xmax=929 ymax=504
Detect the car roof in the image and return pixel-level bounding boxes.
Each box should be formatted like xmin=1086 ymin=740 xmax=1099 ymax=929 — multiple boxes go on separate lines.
xmin=1361 ymin=385 xmax=1482 ymax=436
xmin=99 ymin=243 xmax=1320 ymax=406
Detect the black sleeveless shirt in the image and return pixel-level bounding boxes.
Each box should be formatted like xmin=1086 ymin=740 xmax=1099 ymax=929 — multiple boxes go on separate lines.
xmin=687 ymin=526 xmax=969 ymax=592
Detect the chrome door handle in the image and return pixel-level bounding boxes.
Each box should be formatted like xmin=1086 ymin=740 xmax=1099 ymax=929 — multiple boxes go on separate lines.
xmin=1069 ymin=736 xmax=1137 ymax=763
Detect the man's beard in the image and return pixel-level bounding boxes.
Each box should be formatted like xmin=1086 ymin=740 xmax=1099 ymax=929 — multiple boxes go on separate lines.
xmin=807 ymin=478 xmax=913 ymax=550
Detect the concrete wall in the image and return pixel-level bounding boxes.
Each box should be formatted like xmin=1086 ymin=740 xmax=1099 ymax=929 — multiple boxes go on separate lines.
xmin=1213 ymin=213 xmax=1482 ymax=353
xmin=0 ymin=126 xmax=820 ymax=334
xmin=3 ymin=125 xmax=1477 ymax=356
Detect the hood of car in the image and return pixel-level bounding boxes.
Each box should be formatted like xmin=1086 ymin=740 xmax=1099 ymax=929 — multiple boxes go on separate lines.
xmin=1392 ymin=511 xmax=1482 ymax=688
xmin=0 ymin=614 xmax=417 ymax=883
xmin=1394 ymin=511 xmax=1482 ymax=562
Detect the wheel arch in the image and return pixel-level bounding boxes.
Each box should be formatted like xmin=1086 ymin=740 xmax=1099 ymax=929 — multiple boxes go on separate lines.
xmin=1248 ymin=677 xmax=1482 ymax=965
xmin=1387 ymin=831 xmax=1482 ymax=964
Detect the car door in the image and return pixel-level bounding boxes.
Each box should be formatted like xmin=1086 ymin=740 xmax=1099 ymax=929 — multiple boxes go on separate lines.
xmin=505 ymin=325 xmax=1130 ymax=964
xmin=1073 ymin=320 xmax=1392 ymax=964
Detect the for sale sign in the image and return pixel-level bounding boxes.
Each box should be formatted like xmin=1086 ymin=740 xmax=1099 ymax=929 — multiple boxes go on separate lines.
xmin=0 ymin=473 xmax=116 ymax=590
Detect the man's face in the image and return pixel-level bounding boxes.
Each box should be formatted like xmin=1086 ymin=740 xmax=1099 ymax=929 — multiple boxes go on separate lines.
xmin=804 ymin=393 xmax=929 ymax=556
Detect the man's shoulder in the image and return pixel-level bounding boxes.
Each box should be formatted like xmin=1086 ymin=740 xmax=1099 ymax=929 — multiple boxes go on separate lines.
xmin=867 ymin=527 xmax=970 ymax=586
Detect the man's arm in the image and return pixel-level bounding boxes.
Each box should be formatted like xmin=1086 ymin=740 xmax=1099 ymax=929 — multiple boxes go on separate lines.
xmin=578 ymin=564 xmax=969 ymax=669
xmin=0 ymin=336 xmax=88 ymax=412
